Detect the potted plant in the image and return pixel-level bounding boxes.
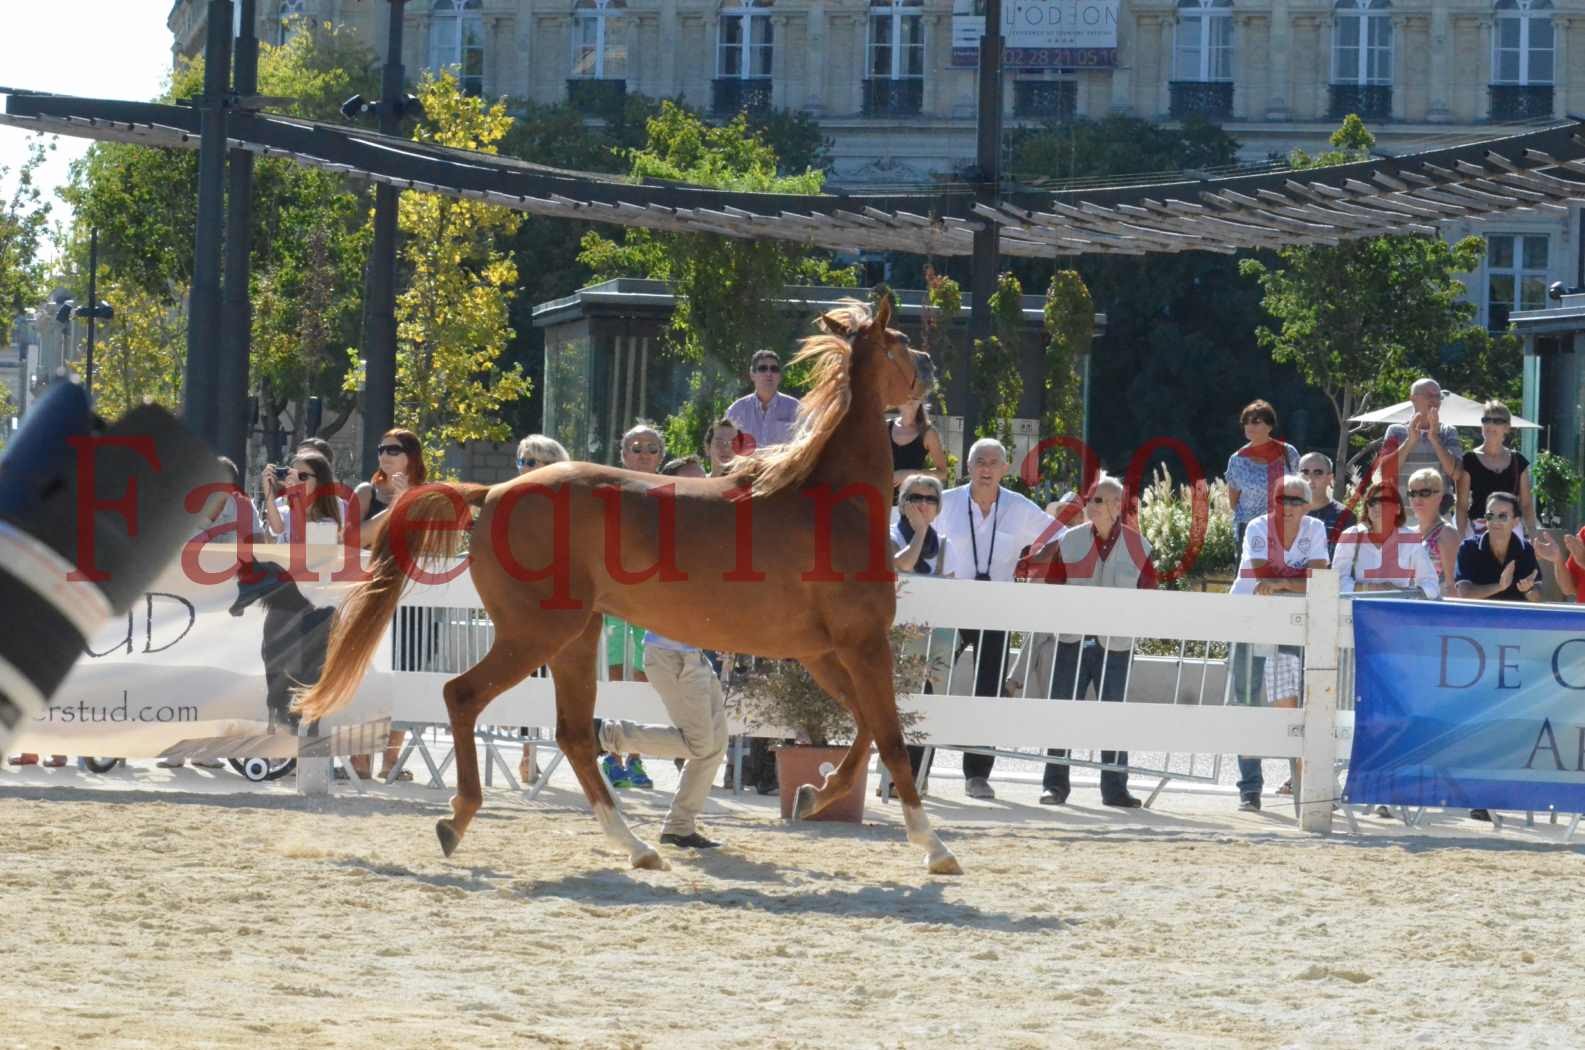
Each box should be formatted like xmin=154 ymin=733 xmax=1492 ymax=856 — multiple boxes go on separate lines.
xmin=730 ymin=623 xmax=933 ymax=823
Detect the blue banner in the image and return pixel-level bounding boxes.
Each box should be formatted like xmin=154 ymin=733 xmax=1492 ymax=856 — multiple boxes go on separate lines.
xmin=1346 ymin=598 xmax=1585 ymax=811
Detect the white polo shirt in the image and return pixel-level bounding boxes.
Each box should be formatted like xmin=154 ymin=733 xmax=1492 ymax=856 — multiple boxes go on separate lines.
xmin=936 ymin=484 xmax=1058 ymax=582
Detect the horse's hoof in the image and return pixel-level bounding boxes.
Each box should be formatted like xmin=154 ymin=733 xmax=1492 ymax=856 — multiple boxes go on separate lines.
xmin=435 ymin=819 xmax=462 ymax=858
xmin=928 ymin=851 xmax=963 ymax=876
xmin=632 ymin=848 xmax=668 ymax=871
xmin=790 ymin=784 xmax=819 ymax=822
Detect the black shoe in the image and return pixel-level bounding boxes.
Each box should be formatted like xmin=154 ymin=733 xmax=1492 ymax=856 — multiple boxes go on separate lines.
xmin=1039 ymin=789 xmax=1068 ymax=805
xmin=1470 ymin=808 xmax=1491 ymax=822
xmin=1239 ymin=795 xmax=1261 ymax=812
xmin=660 ymin=832 xmax=720 ymax=848
xmin=755 ymin=779 xmax=778 ymax=796
xmin=1103 ymin=794 xmax=1143 ymax=809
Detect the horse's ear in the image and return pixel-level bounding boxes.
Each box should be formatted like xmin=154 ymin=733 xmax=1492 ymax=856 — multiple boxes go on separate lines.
xmin=873 ymin=294 xmax=894 ymax=332
xmin=818 ymin=309 xmax=856 ymax=337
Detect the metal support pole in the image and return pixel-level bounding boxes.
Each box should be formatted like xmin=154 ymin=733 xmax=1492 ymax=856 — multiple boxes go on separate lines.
xmin=360 ymin=0 xmax=407 ymax=482
xmin=220 ymin=0 xmax=258 ymax=467
xmin=964 ymin=0 xmax=1004 ymax=462
xmin=1299 ymin=569 xmax=1341 ymax=834
xmin=85 ymin=228 xmax=98 ymax=399
xmin=183 ymin=0 xmax=234 ymax=447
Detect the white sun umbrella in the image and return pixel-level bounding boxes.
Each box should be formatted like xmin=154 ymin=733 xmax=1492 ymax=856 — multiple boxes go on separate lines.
xmin=1348 ymin=391 xmax=1540 ymax=429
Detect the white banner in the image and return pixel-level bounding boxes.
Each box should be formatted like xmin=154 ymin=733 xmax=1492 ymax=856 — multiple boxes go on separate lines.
xmin=951 ymin=0 xmax=1120 ymax=67
xmin=14 ymin=538 xmax=389 ymax=758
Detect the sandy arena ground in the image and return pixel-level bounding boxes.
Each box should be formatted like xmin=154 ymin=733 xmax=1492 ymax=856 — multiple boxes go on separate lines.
xmin=3 ymin=759 xmax=1584 ymax=1050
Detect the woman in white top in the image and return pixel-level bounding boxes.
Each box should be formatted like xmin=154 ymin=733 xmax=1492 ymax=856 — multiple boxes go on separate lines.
xmin=260 ymin=449 xmax=347 ymax=543
xmin=1333 ymin=481 xmax=1440 ymax=599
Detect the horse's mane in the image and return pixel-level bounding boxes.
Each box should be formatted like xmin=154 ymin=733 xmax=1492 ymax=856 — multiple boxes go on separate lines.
xmin=735 ymin=302 xmax=869 ymax=499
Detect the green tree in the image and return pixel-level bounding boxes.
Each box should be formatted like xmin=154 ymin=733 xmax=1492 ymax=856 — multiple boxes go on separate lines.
xmin=578 ymin=102 xmax=855 ymax=435
xmin=1239 ymin=116 xmax=1520 ymax=494
xmin=60 ymin=22 xmax=379 ymax=443
xmin=89 ymin=278 xmax=188 ymax=420
xmin=370 ymin=71 xmax=530 ymax=463
xmin=0 ymin=139 xmax=55 ymax=343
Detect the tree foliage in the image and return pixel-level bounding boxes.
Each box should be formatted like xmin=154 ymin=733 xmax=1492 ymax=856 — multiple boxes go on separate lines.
xmin=0 ymin=139 xmax=55 ymax=345
xmin=1239 ymin=117 xmax=1521 ymax=492
xmin=375 ymin=72 xmax=530 ymax=463
xmin=61 ymin=22 xmax=380 ymax=442
xmin=89 ymin=278 xmax=188 ymax=420
xmin=578 ymin=101 xmax=855 ymax=390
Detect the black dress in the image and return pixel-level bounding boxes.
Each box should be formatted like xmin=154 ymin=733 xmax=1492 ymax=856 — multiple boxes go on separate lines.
xmin=1462 ymin=449 xmax=1528 ymax=524
xmin=890 ymin=419 xmax=928 ymax=482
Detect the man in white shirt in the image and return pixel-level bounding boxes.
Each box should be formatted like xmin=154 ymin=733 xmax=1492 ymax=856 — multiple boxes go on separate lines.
xmin=933 ymin=438 xmax=1059 ymax=799
xmin=726 ymin=350 xmax=800 ymax=451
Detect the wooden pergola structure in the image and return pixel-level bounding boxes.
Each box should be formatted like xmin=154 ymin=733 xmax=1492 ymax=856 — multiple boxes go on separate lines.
xmin=10 ymin=95 xmax=1585 ymax=257
xmin=8 ymin=82 xmax=1585 ymax=455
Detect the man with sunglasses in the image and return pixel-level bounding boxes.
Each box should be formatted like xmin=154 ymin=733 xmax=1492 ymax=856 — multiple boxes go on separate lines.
xmin=1299 ymin=452 xmax=1355 ymax=557
xmin=726 ymin=350 xmax=800 ymax=451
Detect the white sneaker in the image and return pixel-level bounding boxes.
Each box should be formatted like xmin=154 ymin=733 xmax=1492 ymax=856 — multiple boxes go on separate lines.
xmin=964 ymin=776 xmax=996 ymax=800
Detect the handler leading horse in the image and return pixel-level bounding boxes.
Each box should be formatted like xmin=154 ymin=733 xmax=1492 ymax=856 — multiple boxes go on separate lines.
xmin=295 ymin=298 xmax=960 ymax=875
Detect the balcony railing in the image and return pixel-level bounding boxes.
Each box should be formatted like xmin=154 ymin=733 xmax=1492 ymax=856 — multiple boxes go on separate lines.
xmin=567 ymin=78 xmax=627 ymax=114
xmin=1328 ymin=84 xmax=1392 ymax=121
xmin=863 ymin=77 xmax=924 ymax=117
xmin=712 ymin=77 xmax=773 ymax=116
xmin=1013 ymin=80 xmax=1077 ymax=121
xmin=1488 ymin=83 xmax=1554 ymax=121
xmin=1168 ymin=80 xmax=1234 ymax=120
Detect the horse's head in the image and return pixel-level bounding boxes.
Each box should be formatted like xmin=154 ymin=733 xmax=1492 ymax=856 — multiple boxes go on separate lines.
xmin=819 ymin=297 xmax=934 ymax=409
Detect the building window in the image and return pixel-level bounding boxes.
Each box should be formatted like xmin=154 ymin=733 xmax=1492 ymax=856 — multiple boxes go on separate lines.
xmin=1494 ymin=0 xmax=1554 ymax=85
xmin=278 ymin=0 xmax=305 ymax=44
xmin=865 ymin=0 xmax=925 ymax=116
xmin=1330 ymin=0 xmax=1392 ymax=119
xmin=715 ymin=2 xmax=774 ymax=114
xmin=1013 ymin=78 xmax=1077 ymax=121
xmin=1486 ymin=233 xmax=1549 ymax=329
xmin=1173 ymin=0 xmax=1232 ymax=83
xmin=573 ymin=0 xmax=628 ymax=80
xmin=430 ymin=0 xmax=485 ymax=96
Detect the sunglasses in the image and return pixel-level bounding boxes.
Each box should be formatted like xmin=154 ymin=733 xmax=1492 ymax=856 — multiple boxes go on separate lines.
xmin=1278 ymin=495 xmax=1309 ymax=507
xmin=905 ymin=494 xmax=940 ymax=506
xmin=627 ymin=443 xmax=662 ymax=455
xmin=517 ymin=457 xmax=539 ymax=470
xmin=376 ymin=444 xmax=405 ymax=456
xmin=1407 ymin=488 xmax=1439 ymax=499
xmin=1486 ymin=512 xmax=1514 ymax=523
xmin=1480 ymin=417 xmax=1510 ymax=425
xmin=1299 ymin=468 xmax=1329 ymax=477
xmin=753 ymin=364 xmax=781 ymax=374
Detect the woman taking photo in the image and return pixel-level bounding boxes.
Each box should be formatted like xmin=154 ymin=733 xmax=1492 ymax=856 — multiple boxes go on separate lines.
xmin=1457 ymin=401 xmax=1537 ymax=538
xmin=261 ymin=449 xmax=345 ymax=542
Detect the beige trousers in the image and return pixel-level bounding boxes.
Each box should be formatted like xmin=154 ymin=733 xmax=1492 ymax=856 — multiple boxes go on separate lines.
xmin=601 ymin=646 xmax=727 ymax=837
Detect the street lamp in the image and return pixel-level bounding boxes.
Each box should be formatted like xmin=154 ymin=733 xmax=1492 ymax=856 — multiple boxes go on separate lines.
xmin=52 ymin=297 xmax=114 ymax=398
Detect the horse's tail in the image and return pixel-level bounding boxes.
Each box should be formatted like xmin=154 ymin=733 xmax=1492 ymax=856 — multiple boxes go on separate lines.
xmin=293 ymin=483 xmax=490 ymax=723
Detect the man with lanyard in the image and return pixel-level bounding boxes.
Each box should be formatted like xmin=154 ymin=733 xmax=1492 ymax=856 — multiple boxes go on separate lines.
xmin=936 ymin=438 xmax=1059 ymax=800
xmin=595 ymin=625 xmax=729 ymax=848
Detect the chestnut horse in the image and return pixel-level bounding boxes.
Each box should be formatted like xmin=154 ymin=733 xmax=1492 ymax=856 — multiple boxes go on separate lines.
xmin=295 ymin=298 xmax=960 ymax=875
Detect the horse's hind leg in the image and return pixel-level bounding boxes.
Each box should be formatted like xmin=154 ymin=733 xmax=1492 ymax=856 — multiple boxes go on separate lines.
xmin=549 ymin=616 xmax=666 ymax=871
xmin=435 ymin=637 xmax=549 ymax=858
xmin=835 ymin=640 xmax=962 ymax=876
xmin=789 ymin=652 xmax=872 ymax=822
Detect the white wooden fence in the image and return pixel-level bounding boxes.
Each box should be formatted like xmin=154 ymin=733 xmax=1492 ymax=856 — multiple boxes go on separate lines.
xmin=377 ymin=562 xmax=1355 ymax=833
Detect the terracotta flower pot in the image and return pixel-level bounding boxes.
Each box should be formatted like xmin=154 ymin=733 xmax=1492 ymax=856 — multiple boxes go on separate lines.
xmin=775 ymin=744 xmax=867 ymax=823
